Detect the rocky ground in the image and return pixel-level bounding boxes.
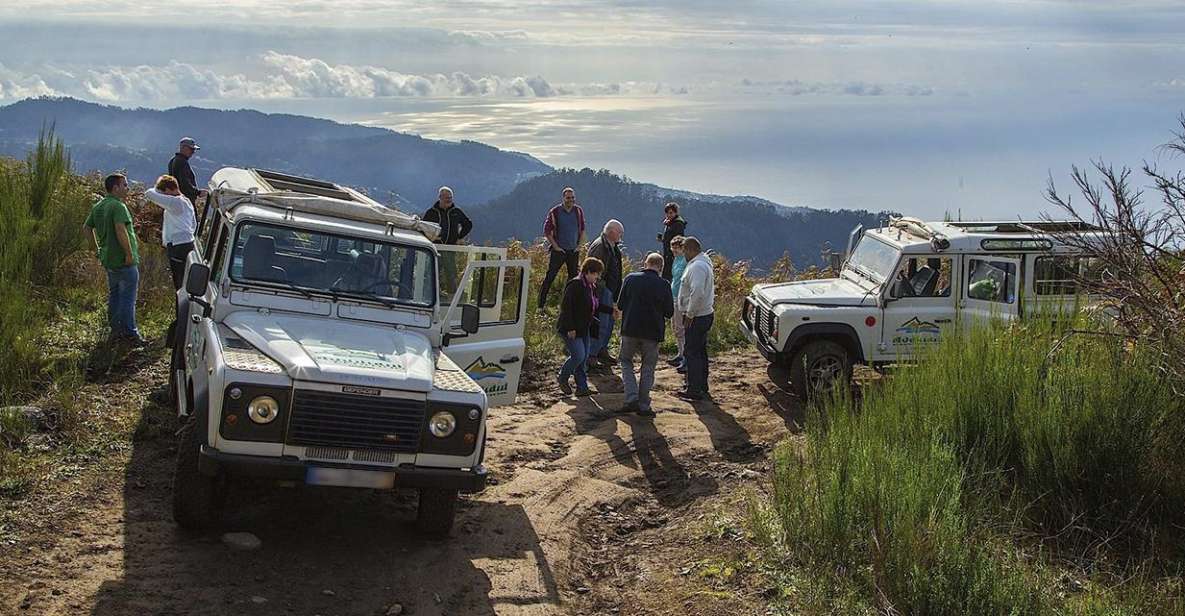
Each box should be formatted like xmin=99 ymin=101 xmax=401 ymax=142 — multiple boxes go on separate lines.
xmin=0 ymin=347 xmax=806 ymax=616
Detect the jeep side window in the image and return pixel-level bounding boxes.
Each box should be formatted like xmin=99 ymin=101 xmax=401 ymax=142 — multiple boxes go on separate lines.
xmin=209 ymin=222 xmax=232 ymax=284
xmin=201 ymin=213 xmax=224 ymax=260
xmin=890 ymin=256 xmax=951 ymax=298
xmin=1034 ymin=256 xmax=1102 ymax=295
xmin=966 ymin=259 xmax=1016 ymax=303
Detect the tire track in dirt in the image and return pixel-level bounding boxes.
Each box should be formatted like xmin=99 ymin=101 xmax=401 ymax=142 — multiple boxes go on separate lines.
xmin=0 ymin=349 xmax=805 ymax=615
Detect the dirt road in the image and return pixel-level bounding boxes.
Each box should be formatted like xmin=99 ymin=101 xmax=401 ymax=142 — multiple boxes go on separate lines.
xmin=0 ymin=350 xmax=804 ymax=615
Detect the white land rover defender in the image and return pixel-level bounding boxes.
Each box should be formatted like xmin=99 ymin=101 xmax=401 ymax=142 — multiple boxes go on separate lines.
xmin=169 ymin=168 xmax=529 ymax=535
xmin=742 ymin=218 xmax=1104 ymax=398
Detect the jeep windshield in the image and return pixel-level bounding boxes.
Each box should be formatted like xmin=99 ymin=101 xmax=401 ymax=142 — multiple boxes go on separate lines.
xmin=229 ymin=221 xmax=436 ymax=308
xmin=843 ymin=236 xmax=899 ymax=285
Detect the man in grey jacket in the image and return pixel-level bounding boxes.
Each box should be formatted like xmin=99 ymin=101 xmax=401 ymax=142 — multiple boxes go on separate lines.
xmin=675 ymin=236 xmax=715 ymax=401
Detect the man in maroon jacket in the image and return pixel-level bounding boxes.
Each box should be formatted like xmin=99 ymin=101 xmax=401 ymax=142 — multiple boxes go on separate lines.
xmin=537 ymin=186 xmax=586 ymax=311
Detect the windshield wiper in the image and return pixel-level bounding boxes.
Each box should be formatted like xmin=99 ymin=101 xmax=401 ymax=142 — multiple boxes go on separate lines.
xmin=269 ymin=279 xmax=317 ymax=301
xmin=345 ymin=290 xmax=399 ymax=309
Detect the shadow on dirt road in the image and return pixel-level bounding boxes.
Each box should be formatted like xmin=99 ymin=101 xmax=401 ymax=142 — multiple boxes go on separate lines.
xmin=89 ymin=397 xmax=560 ymax=616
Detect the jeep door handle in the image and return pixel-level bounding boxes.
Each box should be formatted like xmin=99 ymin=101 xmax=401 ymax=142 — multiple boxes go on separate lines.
xmin=499 ymin=356 xmax=521 ymax=364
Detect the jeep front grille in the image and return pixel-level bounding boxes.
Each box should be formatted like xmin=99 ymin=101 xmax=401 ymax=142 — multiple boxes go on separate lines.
xmin=749 ymin=301 xmax=776 ymax=343
xmin=287 ymin=390 xmax=425 ymax=454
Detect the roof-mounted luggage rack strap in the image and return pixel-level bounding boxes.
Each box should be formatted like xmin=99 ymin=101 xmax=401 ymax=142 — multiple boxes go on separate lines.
xmin=888 ymin=216 xmax=950 ymax=251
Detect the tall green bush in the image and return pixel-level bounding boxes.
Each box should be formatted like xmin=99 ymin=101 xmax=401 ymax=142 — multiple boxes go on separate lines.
xmin=0 ymin=128 xmax=97 ymax=403
xmin=755 ymin=316 xmax=1185 ymax=613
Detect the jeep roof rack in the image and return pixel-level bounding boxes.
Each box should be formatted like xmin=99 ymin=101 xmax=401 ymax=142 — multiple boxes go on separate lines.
xmin=208 ymin=166 xmax=441 ymax=240
xmin=945 ymin=221 xmax=1099 ymax=234
xmin=254 ymin=168 xmax=359 ymax=202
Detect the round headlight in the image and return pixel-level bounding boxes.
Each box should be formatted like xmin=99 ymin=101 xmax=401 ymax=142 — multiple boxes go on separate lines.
xmin=247 ymin=396 xmax=280 ymax=424
xmin=429 ymin=411 xmax=457 ymax=438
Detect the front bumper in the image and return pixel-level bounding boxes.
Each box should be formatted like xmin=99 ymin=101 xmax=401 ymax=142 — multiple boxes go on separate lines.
xmin=740 ymin=320 xmax=781 ymax=362
xmin=198 ymin=445 xmax=488 ymax=493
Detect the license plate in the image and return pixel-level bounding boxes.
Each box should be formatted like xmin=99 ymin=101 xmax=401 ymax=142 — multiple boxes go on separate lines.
xmin=306 ymin=466 xmax=395 ymax=489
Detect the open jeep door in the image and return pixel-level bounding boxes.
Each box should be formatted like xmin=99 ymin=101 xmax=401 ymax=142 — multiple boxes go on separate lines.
xmin=436 ymin=245 xmax=530 ymax=406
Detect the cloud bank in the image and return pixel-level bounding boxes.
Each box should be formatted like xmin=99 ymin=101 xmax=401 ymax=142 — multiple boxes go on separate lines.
xmin=0 ymin=52 xmax=934 ymax=104
xmin=0 ymin=64 xmax=58 ymax=100
xmin=69 ymin=52 xmax=558 ymax=101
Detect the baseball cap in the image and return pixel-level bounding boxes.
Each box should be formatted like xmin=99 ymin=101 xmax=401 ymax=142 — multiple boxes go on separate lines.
xmin=179 ymin=137 xmax=201 ymax=150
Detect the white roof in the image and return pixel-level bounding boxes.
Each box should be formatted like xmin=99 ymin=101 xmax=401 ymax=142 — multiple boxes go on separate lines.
xmin=867 ymin=218 xmax=1106 ymax=254
xmin=208 ymin=167 xmax=441 ymax=241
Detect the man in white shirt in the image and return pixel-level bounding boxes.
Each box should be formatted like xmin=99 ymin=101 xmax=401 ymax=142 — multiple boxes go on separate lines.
xmin=144 ymin=174 xmax=197 ymax=290
xmin=675 ymin=236 xmax=715 ymax=401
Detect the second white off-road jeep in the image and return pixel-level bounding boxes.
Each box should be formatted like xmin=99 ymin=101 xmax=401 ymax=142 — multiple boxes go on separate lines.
xmin=741 ymin=218 xmax=1104 ymax=398
xmin=169 ymin=168 xmax=529 ymax=535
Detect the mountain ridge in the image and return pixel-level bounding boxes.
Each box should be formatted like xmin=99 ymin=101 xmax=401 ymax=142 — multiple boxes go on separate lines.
xmin=0 ymin=97 xmax=550 ymax=207
xmin=0 ymin=96 xmax=890 ymax=266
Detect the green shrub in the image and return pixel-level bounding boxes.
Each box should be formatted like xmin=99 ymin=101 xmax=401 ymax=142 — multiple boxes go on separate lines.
xmin=754 ymin=315 xmax=1185 ymax=613
xmin=0 ymin=128 xmax=95 ymax=403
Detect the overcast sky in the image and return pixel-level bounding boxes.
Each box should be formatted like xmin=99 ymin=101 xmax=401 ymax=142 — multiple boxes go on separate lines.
xmin=1 ymin=1 xmax=1182 ymax=217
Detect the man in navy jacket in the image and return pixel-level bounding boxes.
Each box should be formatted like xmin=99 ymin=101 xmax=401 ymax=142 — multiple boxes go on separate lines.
xmin=615 ymin=252 xmax=674 ymax=417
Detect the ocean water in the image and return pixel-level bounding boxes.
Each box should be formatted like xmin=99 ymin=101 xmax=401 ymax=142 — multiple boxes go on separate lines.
xmin=217 ymin=92 xmax=1182 ymax=220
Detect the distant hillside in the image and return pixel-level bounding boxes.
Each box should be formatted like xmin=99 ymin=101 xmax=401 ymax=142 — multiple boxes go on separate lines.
xmin=0 ymin=98 xmax=889 ymax=267
xmin=0 ymin=97 xmax=551 ymax=206
xmin=469 ymin=168 xmax=890 ymax=269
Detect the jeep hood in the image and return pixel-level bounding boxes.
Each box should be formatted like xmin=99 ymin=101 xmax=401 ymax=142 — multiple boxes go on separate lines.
xmin=224 ymin=311 xmax=434 ymax=392
xmin=756 ymin=277 xmax=878 ymax=307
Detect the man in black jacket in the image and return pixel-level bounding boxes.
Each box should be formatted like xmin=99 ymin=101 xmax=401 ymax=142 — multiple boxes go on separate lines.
xmin=167 ymin=137 xmax=206 ymax=205
xmin=423 ymin=186 xmax=473 ymax=298
xmin=586 ymin=219 xmax=624 ymax=368
xmin=615 ymin=252 xmax=674 ymax=417
xmin=422 ymin=186 xmax=473 ymax=245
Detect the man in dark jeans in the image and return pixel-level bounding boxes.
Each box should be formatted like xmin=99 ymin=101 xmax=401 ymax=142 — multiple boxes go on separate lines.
xmin=615 ymin=252 xmax=674 ymax=417
xmin=422 ymin=186 xmax=473 ymax=299
xmin=674 ymin=237 xmax=715 ymax=401
xmin=538 ymin=186 xmax=585 ymax=311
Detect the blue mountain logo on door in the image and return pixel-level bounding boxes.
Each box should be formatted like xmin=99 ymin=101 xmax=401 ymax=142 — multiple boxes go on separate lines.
xmin=896 ymin=317 xmax=941 ymax=335
xmin=465 ymin=357 xmax=506 ymax=381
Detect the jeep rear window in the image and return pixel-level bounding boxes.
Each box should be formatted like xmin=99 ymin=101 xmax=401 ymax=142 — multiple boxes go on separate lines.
xmin=229 ymin=222 xmax=436 ymax=307
xmin=1034 ymin=256 xmax=1103 ymax=295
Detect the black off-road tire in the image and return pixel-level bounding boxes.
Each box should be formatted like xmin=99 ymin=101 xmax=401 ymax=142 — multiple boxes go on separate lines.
xmin=172 ymin=416 xmax=226 ymax=530
xmin=416 ymin=488 xmax=458 ymax=537
xmin=788 ymin=339 xmax=853 ymax=400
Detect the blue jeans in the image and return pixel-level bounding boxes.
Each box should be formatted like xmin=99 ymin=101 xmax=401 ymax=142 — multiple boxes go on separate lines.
xmin=684 ymin=313 xmax=714 ymax=396
xmin=106 ymin=265 xmax=141 ymax=339
xmin=588 ymin=287 xmax=615 ymax=361
xmin=559 ymin=333 xmax=591 ymax=391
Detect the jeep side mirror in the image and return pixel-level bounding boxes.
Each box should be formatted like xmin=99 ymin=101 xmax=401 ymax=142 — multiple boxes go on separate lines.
xmin=461 ymin=303 xmax=480 ymax=335
xmin=185 ymin=263 xmax=211 ymax=297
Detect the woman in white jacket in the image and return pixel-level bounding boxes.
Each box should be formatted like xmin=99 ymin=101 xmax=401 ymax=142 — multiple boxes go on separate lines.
xmin=143 ymin=174 xmax=197 ymax=290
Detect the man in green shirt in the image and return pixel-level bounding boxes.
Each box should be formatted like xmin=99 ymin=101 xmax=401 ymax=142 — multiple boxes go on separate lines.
xmin=83 ymin=173 xmax=145 ymax=344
